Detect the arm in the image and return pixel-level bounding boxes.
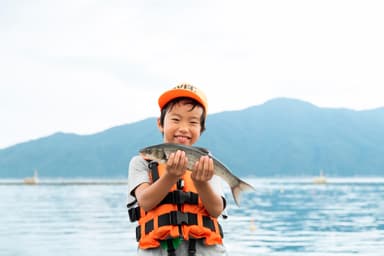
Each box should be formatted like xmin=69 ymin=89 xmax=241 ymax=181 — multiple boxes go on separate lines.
xmin=191 ymin=156 xmax=224 ymax=218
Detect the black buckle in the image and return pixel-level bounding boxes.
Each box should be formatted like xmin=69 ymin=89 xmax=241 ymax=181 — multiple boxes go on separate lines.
xmin=158 ymin=212 xmax=198 ymax=227
xmin=128 ymin=207 xmax=140 ymax=222
xmin=160 ymin=191 xmax=199 ymax=205
xmin=174 ymin=191 xmax=192 ymax=204
xmin=170 ymin=211 xmax=189 ymax=225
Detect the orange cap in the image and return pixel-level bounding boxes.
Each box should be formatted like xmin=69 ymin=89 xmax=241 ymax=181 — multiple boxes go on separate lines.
xmin=158 ymin=83 xmax=208 ymax=112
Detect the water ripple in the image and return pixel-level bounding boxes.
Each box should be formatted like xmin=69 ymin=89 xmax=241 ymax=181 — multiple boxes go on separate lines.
xmin=1 ymin=178 xmax=384 ymax=255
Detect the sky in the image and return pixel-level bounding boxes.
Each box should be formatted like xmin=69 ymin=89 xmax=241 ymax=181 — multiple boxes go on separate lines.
xmin=1 ymin=0 xmax=383 ymax=149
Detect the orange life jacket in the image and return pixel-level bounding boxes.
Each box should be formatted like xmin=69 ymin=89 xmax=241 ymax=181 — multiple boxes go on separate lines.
xmin=128 ymin=161 xmax=224 ymax=249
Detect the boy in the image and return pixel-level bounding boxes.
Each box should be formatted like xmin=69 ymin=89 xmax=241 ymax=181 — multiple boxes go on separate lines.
xmin=127 ymin=83 xmax=227 ymax=255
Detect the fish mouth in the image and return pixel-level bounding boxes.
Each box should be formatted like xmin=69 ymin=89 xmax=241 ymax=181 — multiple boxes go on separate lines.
xmin=139 ymin=152 xmax=152 ymax=160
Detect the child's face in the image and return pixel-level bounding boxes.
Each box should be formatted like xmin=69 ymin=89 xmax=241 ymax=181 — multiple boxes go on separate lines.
xmin=158 ymin=99 xmax=204 ymax=146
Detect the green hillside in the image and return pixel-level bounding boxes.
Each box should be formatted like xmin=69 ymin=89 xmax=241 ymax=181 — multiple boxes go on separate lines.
xmin=1 ymin=98 xmax=383 ymax=178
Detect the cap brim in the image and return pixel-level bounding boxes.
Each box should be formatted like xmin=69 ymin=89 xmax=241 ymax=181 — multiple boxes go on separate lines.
xmin=158 ymin=88 xmax=207 ymax=111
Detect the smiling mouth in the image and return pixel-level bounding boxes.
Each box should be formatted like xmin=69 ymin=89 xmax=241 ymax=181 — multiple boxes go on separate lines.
xmin=174 ymin=135 xmax=190 ymax=143
xmin=175 ymin=135 xmax=190 ymax=139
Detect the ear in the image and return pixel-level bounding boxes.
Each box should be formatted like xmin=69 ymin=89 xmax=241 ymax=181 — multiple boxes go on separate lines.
xmin=157 ymin=118 xmax=164 ymax=133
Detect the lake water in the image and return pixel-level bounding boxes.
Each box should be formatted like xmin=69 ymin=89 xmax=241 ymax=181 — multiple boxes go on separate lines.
xmin=1 ymin=177 xmax=383 ymax=256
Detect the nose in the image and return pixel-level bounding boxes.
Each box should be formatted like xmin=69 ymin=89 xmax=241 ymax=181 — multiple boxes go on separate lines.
xmin=178 ymin=121 xmax=189 ymax=132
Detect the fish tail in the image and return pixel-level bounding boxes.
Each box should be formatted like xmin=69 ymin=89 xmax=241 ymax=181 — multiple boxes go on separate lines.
xmin=231 ymin=179 xmax=255 ymax=206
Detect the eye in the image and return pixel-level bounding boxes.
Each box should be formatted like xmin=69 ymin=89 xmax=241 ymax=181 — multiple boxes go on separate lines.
xmin=190 ymin=120 xmax=200 ymax=125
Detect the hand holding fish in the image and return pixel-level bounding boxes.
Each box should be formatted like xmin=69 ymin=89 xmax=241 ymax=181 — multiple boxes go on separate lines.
xmin=165 ymin=150 xmax=188 ymax=179
xmin=190 ymin=155 xmax=214 ymax=182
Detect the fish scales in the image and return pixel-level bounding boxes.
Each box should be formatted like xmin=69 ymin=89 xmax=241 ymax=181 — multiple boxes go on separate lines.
xmin=140 ymin=143 xmax=255 ymax=206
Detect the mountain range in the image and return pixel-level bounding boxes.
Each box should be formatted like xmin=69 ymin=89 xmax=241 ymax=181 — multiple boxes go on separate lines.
xmin=1 ymin=98 xmax=383 ymax=178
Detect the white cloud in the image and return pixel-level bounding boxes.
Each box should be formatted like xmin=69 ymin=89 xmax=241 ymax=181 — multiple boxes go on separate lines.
xmin=1 ymin=0 xmax=383 ymax=148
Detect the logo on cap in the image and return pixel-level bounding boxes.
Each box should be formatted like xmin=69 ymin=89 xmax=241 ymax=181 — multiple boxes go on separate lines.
xmin=174 ymin=83 xmax=198 ymax=92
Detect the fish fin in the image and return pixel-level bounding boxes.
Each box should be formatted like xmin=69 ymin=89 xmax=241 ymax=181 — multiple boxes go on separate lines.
xmin=194 ymin=146 xmax=210 ymax=155
xmin=231 ymin=180 xmax=255 ymax=206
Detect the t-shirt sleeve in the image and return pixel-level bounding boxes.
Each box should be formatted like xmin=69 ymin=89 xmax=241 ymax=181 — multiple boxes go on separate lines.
xmin=209 ymin=175 xmax=225 ymax=197
xmin=209 ymin=175 xmax=228 ymax=217
xmin=127 ymin=155 xmax=149 ymax=206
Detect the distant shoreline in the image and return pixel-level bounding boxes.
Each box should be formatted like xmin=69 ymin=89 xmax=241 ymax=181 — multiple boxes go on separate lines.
xmin=1 ymin=176 xmax=384 ymax=186
xmin=0 ymin=179 xmax=127 ymax=185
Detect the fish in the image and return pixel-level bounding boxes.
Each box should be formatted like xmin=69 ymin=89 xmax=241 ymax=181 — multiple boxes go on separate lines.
xmin=139 ymin=143 xmax=255 ymax=206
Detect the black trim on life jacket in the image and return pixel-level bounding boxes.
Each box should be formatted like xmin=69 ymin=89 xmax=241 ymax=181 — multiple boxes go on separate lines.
xmin=148 ymin=160 xmax=159 ymax=181
xmin=188 ymin=239 xmax=197 ymax=256
xmin=167 ymin=239 xmax=176 ymax=256
xmin=135 ymin=211 xmax=224 ymax=241
xmin=128 ymin=190 xmax=200 ymax=222
xmin=162 ymin=190 xmax=199 ymax=205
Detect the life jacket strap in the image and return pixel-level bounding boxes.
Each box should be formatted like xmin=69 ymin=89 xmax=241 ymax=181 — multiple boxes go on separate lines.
xmin=159 ymin=211 xmax=197 ymax=226
xmin=188 ymin=239 xmax=196 ymax=256
xmin=161 ymin=190 xmax=199 ymax=205
xmin=166 ymin=239 xmax=176 ymax=256
xmin=128 ymin=206 xmax=141 ymax=222
xmin=135 ymin=225 xmax=141 ymax=242
xmin=128 ymin=190 xmax=199 ymax=222
xmin=135 ymin=211 xmax=224 ymax=241
xmin=148 ymin=161 xmax=159 ymax=181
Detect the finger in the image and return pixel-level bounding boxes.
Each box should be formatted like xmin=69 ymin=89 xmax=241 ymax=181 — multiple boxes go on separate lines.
xmin=202 ymin=156 xmax=214 ymax=179
xmin=202 ymin=156 xmax=210 ymax=171
xmin=177 ymin=150 xmax=187 ymax=168
xmin=167 ymin=152 xmax=175 ymax=166
xmin=196 ymin=156 xmax=208 ymax=179
xmin=193 ymin=160 xmax=203 ymax=180
xmin=167 ymin=151 xmax=181 ymax=168
xmin=208 ymin=157 xmax=214 ymax=174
